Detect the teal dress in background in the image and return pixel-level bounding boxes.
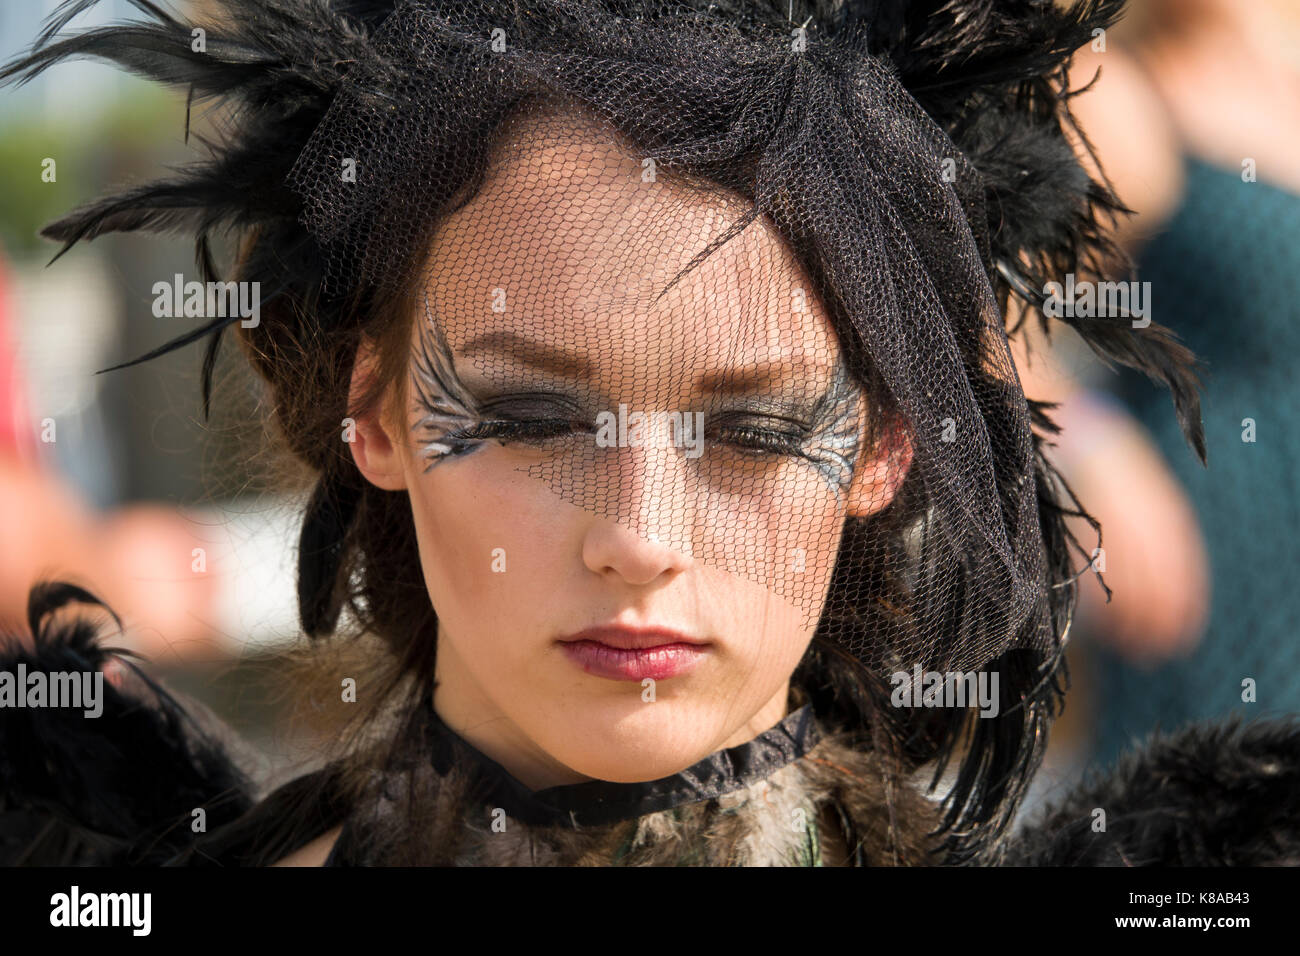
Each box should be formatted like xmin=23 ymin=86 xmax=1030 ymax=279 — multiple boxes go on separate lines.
xmin=1094 ymin=156 xmax=1300 ymax=766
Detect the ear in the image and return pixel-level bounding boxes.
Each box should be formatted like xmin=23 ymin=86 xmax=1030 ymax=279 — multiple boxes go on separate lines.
xmin=347 ymin=339 xmax=408 ymax=491
xmin=846 ymin=414 xmax=914 ymax=518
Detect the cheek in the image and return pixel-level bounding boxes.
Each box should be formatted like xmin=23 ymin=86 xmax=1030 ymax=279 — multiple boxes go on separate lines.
xmin=703 ymin=476 xmax=850 ymax=632
xmin=405 ymin=451 xmax=569 ymax=629
xmin=694 ymin=485 xmax=847 ymax=696
xmin=702 ymin=496 xmax=846 ymax=661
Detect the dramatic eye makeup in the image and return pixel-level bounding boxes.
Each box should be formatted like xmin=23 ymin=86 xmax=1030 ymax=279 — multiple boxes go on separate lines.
xmin=442 ymin=391 xmax=596 ymax=449
xmin=410 ymin=309 xmax=865 ymax=494
xmin=449 ymin=399 xmax=816 ymax=458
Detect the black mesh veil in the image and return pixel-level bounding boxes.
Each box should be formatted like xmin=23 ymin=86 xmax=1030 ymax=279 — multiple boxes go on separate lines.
xmin=286 ymin=2 xmax=1043 ymax=670
xmin=1 ymin=0 xmax=1206 ymax=863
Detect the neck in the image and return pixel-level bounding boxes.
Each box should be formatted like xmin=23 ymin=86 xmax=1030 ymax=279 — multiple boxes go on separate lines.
xmin=426 ymin=695 xmax=822 ymax=830
xmin=431 ymin=641 xmax=592 ymax=790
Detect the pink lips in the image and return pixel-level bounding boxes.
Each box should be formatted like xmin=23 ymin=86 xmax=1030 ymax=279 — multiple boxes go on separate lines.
xmin=557 ymin=625 xmax=710 ymax=681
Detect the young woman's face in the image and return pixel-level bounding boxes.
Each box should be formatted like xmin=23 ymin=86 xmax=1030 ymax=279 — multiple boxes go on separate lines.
xmin=351 ymin=117 xmax=909 ymax=788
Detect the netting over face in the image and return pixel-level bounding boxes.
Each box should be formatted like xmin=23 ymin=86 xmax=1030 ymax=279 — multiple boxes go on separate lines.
xmin=287 ymin=0 xmax=1056 ymax=683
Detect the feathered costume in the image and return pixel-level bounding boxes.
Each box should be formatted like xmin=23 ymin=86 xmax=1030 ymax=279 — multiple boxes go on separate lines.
xmin=1 ymin=0 xmax=1296 ymax=867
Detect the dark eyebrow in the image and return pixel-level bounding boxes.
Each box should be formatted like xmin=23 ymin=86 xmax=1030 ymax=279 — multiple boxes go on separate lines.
xmin=697 ymin=360 xmax=833 ymax=397
xmin=459 ymin=330 xmax=832 ymax=395
xmin=459 ymin=330 xmax=594 ymax=379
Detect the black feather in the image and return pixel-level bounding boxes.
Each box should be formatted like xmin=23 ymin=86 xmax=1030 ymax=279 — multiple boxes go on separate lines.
xmin=1006 ymin=716 xmax=1300 ymax=865
xmin=0 ymin=583 xmax=256 ymax=865
xmin=297 ymin=469 xmax=363 ymax=637
xmin=0 ymin=0 xmax=372 ymax=409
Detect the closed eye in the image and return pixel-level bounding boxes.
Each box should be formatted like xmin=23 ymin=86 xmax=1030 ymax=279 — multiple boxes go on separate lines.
xmin=445 ymin=416 xmax=592 ymax=446
xmin=438 ymin=409 xmax=811 ymax=459
xmin=713 ymin=424 xmax=807 ymax=456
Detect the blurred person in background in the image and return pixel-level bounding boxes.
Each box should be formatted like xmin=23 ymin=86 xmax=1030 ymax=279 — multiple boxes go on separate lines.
xmin=1029 ymin=0 xmax=1300 ymax=770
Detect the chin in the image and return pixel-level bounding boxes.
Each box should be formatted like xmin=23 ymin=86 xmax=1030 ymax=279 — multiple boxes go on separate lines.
xmin=538 ymin=695 xmax=732 ymax=783
xmin=557 ymin=746 xmax=709 ymax=785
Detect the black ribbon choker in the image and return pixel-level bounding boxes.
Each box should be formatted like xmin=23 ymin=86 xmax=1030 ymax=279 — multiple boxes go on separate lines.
xmin=428 ymin=704 xmax=823 ymax=828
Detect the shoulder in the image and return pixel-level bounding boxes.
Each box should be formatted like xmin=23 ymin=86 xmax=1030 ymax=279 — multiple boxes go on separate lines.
xmin=271 ymin=824 xmax=344 ymax=867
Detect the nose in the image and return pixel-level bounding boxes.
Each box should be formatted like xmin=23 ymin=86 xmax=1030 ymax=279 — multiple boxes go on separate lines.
xmin=581 ymin=441 xmax=695 ymax=586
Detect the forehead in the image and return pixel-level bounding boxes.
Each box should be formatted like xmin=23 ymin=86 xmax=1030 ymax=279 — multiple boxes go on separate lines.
xmin=420 ymin=109 xmax=839 ymax=383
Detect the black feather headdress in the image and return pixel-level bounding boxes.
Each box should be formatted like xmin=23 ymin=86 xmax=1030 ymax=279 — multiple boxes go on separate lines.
xmin=1 ymin=0 xmax=1207 ymax=865
xmin=0 ymin=0 xmax=1203 ymax=448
